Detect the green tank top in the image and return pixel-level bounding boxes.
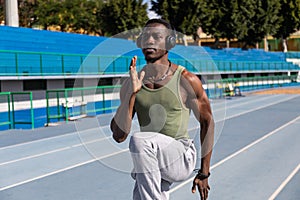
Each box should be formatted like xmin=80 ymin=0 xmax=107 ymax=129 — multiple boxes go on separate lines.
xmin=135 ymin=66 xmax=190 ymax=139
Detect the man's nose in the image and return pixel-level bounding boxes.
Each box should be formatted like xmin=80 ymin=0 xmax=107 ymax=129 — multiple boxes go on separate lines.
xmin=145 ymin=35 xmax=155 ymax=44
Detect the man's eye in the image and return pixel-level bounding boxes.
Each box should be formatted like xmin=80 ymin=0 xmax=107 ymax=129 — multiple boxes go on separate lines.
xmin=142 ymin=34 xmax=150 ymax=40
xmin=141 ymin=33 xmax=163 ymax=41
xmin=154 ymin=34 xmax=163 ymax=39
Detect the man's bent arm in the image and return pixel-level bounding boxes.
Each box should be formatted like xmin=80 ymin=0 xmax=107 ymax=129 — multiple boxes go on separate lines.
xmin=182 ymin=70 xmax=214 ymax=199
xmin=182 ymin=70 xmax=214 ymax=172
xmin=110 ymin=80 xmax=136 ymax=143
xmin=191 ymin=77 xmax=214 ymax=174
xmin=199 ymin=97 xmax=214 ymax=175
xmin=110 ymin=56 xmax=145 ymax=143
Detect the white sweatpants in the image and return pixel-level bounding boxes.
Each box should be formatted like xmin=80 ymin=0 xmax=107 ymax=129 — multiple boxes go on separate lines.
xmin=129 ymin=132 xmax=197 ymax=200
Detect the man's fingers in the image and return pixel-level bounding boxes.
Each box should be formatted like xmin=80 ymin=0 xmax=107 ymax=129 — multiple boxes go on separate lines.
xmin=197 ymin=184 xmax=204 ymax=199
xmin=130 ymin=56 xmax=137 ymax=69
xmin=140 ymin=71 xmax=145 ymax=81
xmin=192 ymin=180 xmax=210 ymax=200
xmin=191 ymin=181 xmax=196 ymax=193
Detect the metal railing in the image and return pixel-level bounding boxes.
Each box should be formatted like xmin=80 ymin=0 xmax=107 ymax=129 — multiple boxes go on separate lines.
xmin=206 ymin=74 xmax=298 ymax=98
xmin=1 ymin=50 xmax=299 ymax=77
xmin=0 ymin=74 xmax=298 ymax=131
xmin=46 ymin=85 xmax=121 ymax=125
xmin=0 ymin=92 xmax=34 ymax=130
xmin=0 ymin=92 xmax=12 ymax=129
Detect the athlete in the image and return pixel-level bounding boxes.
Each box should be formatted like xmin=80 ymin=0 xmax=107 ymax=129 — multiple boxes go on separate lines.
xmin=110 ymin=18 xmax=214 ymax=200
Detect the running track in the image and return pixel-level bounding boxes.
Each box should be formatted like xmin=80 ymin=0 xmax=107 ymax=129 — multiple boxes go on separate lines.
xmin=0 ymin=93 xmax=299 ymax=200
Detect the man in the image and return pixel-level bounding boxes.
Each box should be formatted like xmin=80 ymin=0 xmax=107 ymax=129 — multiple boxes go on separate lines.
xmin=110 ymin=19 xmax=214 ymax=200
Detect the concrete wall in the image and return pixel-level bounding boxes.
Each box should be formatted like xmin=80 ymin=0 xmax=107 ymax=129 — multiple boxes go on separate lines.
xmin=47 ymin=79 xmax=64 ymax=90
xmin=83 ymin=78 xmax=98 ymax=87
xmin=1 ymin=80 xmax=23 ymax=92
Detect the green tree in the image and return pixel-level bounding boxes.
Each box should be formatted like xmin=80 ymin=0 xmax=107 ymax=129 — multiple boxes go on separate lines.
xmin=150 ymin=0 xmax=201 ymax=35
xmin=232 ymin=0 xmax=281 ymax=48
xmin=198 ymin=0 xmax=281 ymax=49
xmin=34 ymin=0 xmax=62 ymax=30
xmin=0 ymin=0 xmax=4 ymax=24
xmin=198 ymin=0 xmax=236 ymax=47
xmin=19 ymin=0 xmax=38 ymax=28
xmin=58 ymin=0 xmax=100 ymax=33
xmin=99 ymin=0 xmax=148 ymax=37
xmin=274 ymin=0 xmax=300 ymax=51
xmin=70 ymin=0 xmax=103 ymax=35
xmin=33 ymin=0 xmax=104 ymax=35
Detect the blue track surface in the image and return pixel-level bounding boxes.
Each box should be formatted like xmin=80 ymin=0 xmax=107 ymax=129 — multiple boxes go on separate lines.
xmin=0 ymin=93 xmax=299 ymax=200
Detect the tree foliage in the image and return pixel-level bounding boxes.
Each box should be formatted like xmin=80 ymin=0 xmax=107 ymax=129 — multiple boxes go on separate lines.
xmin=274 ymin=0 xmax=300 ymax=39
xmin=150 ymin=0 xmax=299 ymax=49
xmin=232 ymin=0 xmax=281 ymax=48
xmin=1 ymin=0 xmax=300 ymax=50
xmin=198 ymin=0 xmax=281 ymax=48
xmin=99 ymin=0 xmax=148 ymax=37
xmin=34 ymin=0 xmax=64 ymax=30
xmin=0 ymin=0 xmax=4 ymax=24
xmin=19 ymin=0 xmax=38 ymax=27
xmin=150 ymin=0 xmax=201 ymax=35
xmin=197 ymin=0 xmax=237 ymax=46
xmin=34 ymin=0 xmax=103 ymax=34
xmin=19 ymin=0 xmax=148 ymax=36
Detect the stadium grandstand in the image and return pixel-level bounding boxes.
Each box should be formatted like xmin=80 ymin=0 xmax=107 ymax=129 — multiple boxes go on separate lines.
xmin=0 ymin=24 xmax=299 ymax=131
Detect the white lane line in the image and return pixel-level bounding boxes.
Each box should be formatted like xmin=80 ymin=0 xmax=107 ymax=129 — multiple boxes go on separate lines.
xmin=0 ymin=136 xmax=110 ymax=166
xmin=0 ymin=127 xmax=99 ymax=151
xmin=0 ymin=131 xmax=76 ymax=151
xmin=219 ymin=95 xmax=296 ymax=121
xmin=0 ymin=111 xmax=115 ymax=150
xmin=212 ymin=115 xmax=300 ymax=169
xmin=0 ymin=94 xmax=292 ymax=152
xmin=0 ymin=122 xmax=115 ymax=151
xmin=169 ymin=115 xmax=300 ymax=194
xmin=0 ymin=95 xmax=297 ymax=191
xmin=268 ymin=163 xmax=300 ymax=200
xmin=0 ymin=95 xmax=272 ymax=151
xmin=212 ymin=95 xmax=278 ymax=112
xmin=0 ymin=147 xmax=70 ymax=166
xmin=0 ymin=149 xmax=129 ymax=191
xmin=0 ymin=95 xmax=296 ymax=166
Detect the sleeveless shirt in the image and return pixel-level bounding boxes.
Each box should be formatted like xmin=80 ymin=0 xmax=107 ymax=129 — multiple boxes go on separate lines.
xmin=134 ymin=66 xmax=190 ymax=139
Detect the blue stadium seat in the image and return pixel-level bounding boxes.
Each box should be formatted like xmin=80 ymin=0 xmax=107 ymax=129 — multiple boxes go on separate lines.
xmin=0 ymin=25 xmax=298 ymax=75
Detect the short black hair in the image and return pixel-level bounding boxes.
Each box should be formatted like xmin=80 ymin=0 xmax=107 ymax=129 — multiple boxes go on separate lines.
xmin=144 ymin=18 xmax=176 ymax=37
xmin=145 ymin=18 xmax=173 ymax=30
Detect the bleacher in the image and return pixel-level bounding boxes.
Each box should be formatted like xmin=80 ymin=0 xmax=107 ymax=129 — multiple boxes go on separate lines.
xmin=165 ymin=46 xmax=299 ymax=74
xmin=0 ymin=25 xmax=299 ymax=76
xmin=0 ymin=25 xmax=105 ymax=54
xmin=0 ymin=26 xmax=299 ymax=131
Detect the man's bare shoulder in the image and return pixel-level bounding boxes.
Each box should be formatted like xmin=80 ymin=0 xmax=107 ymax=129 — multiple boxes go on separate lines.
xmin=180 ymin=68 xmax=202 ymax=86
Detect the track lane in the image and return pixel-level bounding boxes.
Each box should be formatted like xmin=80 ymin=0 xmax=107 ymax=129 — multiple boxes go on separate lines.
xmin=1 ymin=94 xmax=299 ymax=200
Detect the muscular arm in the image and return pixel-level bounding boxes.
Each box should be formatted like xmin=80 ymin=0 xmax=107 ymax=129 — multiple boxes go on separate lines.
xmin=110 ymin=80 xmax=136 ymax=143
xmin=110 ymin=56 xmax=145 ymax=143
xmin=181 ymin=70 xmax=214 ymax=199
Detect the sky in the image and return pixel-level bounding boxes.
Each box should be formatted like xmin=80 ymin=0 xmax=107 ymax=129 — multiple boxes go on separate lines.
xmin=143 ymin=0 xmax=159 ymax=19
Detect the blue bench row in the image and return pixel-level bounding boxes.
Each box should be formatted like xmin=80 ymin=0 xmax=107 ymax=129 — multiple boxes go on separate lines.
xmin=0 ymin=51 xmax=298 ymax=75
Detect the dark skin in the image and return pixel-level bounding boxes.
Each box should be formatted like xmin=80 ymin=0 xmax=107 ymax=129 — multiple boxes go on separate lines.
xmin=110 ymin=23 xmax=214 ymax=200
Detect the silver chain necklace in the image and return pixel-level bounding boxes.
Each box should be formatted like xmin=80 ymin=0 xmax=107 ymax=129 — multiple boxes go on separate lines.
xmin=147 ymin=60 xmax=172 ymax=83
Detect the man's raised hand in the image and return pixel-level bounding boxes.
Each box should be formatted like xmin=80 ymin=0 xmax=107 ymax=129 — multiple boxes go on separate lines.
xmin=129 ymin=56 xmax=145 ymax=94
